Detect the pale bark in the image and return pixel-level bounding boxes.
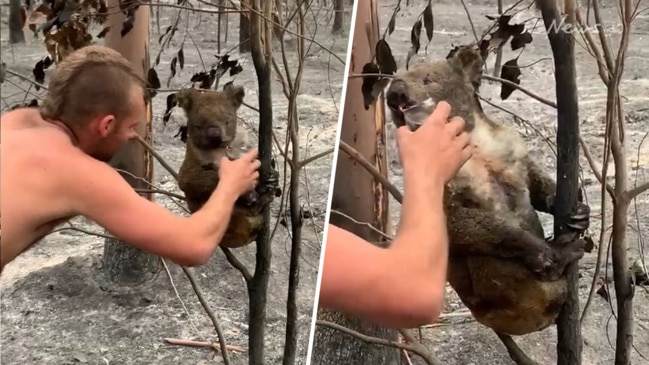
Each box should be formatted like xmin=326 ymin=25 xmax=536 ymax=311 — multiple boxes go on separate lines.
xmin=102 ymin=2 xmax=159 ymax=284
xmin=311 ymin=0 xmax=397 ymax=363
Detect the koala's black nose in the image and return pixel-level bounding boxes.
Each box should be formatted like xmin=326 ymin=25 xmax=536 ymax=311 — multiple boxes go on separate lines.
xmin=386 ymin=79 xmax=414 ymax=128
xmin=206 ymin=126 xmax=222 ymax=144
xmin=387 ymin=80 xmax=416 ymax=109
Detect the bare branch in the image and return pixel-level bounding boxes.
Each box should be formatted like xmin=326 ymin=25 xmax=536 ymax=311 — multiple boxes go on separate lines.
xmin=180 ymin=266 xmax=232 ymax=364
xmin=315 ymin=320 xmax=439 ymax=365
xmin=627 ymin=181 xmax=649 ymax=201
xmin=221 ymin=247 xmax=253 ymax=283
xmin=338 ymin=140 xmax=403 ymax=204
xmin=299 ymin=148 xmax=335 ymax=168
xmin=482 ymin=75 xmax=557 ymax=108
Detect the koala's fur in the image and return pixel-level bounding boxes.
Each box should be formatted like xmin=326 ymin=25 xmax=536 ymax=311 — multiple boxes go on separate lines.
xmin=176 ymin=84 xmax=278 ymax=249
xmin=384 ymin=46 xmax=591 ymax=336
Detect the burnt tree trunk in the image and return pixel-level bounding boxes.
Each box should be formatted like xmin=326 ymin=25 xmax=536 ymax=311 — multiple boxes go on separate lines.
xmin=537 ymin=0 xmax=582 ymax=364
xmin=240 ymin=0 xmax=251 ymax=53
xmin=332 ymin=0 xmax=344 ymax=34
xmin=101 ymin=1 xmax=160 ymax=284
xmin=311 ymin=0 xmax=398 ymax=364
xmin=247 ymin=0 xmax=273 ymax=363
xmin=9 ymin=0 xmax=25 ymax=44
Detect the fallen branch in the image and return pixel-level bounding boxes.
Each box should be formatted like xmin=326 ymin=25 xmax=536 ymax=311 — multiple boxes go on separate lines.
xmin=164 ymin=338 xmax=246 ymax=353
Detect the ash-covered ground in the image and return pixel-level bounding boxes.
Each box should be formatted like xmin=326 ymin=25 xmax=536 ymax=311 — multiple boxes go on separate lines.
xmin=373 ymin=0 xmax=648 ymax=364
xmin=0 ymin=2 xmax=350 ymax=364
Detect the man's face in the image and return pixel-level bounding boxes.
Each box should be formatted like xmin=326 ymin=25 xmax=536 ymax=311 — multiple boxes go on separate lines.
xmin=91 ymin=86 xmax=146 ymax=162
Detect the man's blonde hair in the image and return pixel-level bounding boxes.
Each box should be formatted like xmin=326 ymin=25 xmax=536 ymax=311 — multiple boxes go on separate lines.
xmin=39 ymin=45 xmax=149 ymax=127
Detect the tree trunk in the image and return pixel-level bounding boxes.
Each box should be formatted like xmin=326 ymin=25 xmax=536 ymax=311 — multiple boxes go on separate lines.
xmin=311 ymin=1 xmax=398 ymax=364
xmin=240 ymin=0 xmax=251 ymax=53
xmin=536 ymin=0 xmax=582 ymax=364
xmin=332 ymin=0 xmax=344 ymax=34
xmin=101 ymin=2 xmax=160 ymax=284
xmin=247 ymin=1 xmax=273 ymax=363
xmin=9 ymin=0 xmax=25 ymax=44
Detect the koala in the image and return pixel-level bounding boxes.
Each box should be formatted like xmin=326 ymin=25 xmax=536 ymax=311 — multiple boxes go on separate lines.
xmin=384 ymin=45 xmax=591 ymax=336
xmin=176 ymin=84 xmax=280 ymax=249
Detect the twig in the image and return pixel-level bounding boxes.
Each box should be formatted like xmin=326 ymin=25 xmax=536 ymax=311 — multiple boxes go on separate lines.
xmin=164 ymin=338 xmax=246 ymax=352
xmin=330 ymin=209 xmax=394 ymax=240
xmin=496 ymin=333 xmax=539 ymax=365
xmin=315 ymin=320 xmax=440 ymax=365
xmin=298 ymin=148 xmax=334 ymax=168
xmin=221 ymin=247 xmax=253 ymax=283
xmin=5 ymin=69 xmax=48 ymax=90
xmin=459 ymin=0 xmax=479 ymax=43
xmin=338 ymin=140 xmax=403 ymax=204
xmin=135 ymin=134 xmax=179 ymax=180
xmin=578 ymin=137 xmax=616 ymax=198
xmin=135 ymin=188 xmax=186 ymax=200
xmin=180 ymin=266 xmax=232 ymax=365
xmin=482 ymin=75 xmax=557 ymax=108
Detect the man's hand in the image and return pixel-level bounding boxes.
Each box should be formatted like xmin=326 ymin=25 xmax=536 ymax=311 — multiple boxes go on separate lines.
xmin=396 ymin=101 xmax=472 ymax=187
xmin=218 ymin=148 xmax=261 ymax=196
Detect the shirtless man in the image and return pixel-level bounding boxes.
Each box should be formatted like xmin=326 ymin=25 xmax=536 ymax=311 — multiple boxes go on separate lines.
xmin=0 ymin=45 xmax=260 ymax=273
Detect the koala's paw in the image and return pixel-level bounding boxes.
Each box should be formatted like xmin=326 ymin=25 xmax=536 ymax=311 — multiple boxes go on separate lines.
xmin=238 ymin=190 xmax=261 ymax=207
xmin=531 ymin=234 xmax=586 ymax=281
xmin=545 ymin=194 xmax=591 ymax=235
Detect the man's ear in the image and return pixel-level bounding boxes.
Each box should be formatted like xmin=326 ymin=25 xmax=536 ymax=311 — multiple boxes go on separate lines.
xmin=223 ymin=82 xmax=245 ymax=109
xmin=96 ymin=115 xmax=116 ymax=137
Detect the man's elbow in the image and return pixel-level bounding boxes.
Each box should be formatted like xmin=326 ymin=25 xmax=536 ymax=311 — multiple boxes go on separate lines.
xmin=407 ymin=287 xmax=445 ymax=327
xmin=170 ymin=239 xmax=214 ymax=267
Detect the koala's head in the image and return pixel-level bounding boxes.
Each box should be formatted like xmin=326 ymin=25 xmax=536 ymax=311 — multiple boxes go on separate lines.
xmin=385 ymin=45 xmax=484 ymax=131
xmin=176 ymin=83 xmax=245 ymax=150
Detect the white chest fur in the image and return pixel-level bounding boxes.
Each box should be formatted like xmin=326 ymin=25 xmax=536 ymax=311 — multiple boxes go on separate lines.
xmin=452 ymin=113 xmax=531 ymax=212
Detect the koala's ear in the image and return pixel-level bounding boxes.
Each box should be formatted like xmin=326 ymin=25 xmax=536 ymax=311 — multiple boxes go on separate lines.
xmin=176 ymin=88 xmax=199 ymax=113
xmin=448 ymin=45 xmax=484 ymax=87
xmin=223 ymin=82 xmax=245 ymax=108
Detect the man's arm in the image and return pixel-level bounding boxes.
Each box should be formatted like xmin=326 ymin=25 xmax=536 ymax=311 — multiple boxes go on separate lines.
xmin=318 ymin=177 xmax=448 ymax=328
xmin=65 ymin=153 xmax=238 ymax=266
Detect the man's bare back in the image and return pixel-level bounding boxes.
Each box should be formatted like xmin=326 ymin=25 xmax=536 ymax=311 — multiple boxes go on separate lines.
xmin=1 ymin=108 xmax=92 ymax=270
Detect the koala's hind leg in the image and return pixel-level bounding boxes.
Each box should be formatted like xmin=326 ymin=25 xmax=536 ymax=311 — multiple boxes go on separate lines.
xmin=446 ymin=203 xmax=585 ymax=281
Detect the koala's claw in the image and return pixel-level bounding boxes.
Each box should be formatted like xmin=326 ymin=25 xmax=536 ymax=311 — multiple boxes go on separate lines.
xmin=546 ymin=194 xmax=591 ymax=235
xmin=530 ymin=234 xmax=586 ymax=281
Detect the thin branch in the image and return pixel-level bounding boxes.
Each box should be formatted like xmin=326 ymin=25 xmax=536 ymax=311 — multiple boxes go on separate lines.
xmin=315 ymin=320 xmax=439 ymax=365
xmin=627 ymin=181 xmax=649 ymax=201
xmin=180 ymin=266 xmax=232 ymax=365
xmin=298 ymin=148 xmax=334 ymax=168
xmin=330 ymin=209 xmax=394 ymax=240
xmin=459 ymin=0 xmax=479 ymax=43
xmin=221 ymin=247 xmax=253 ymax=283
xmin=578 ymin=137 xmax=616 ymax=198
xmin=482 ymin=75 xmax=557 ymax=108
xmin=338 ymin=140 xmax=403 ymax=204
xmin=135 ymin=134 xmax=179 ymax=180
xmin=5 ymin=69 xmax=48 ymax=90
xmin=164 ymin=338 xmax=246 ymax=352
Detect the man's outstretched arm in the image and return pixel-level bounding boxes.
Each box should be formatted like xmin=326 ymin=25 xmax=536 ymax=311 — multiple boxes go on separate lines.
xmin=65 ymin=153 xmax=241 ymax=267
xmin=318 ymin=176 xmax=449 ymax=328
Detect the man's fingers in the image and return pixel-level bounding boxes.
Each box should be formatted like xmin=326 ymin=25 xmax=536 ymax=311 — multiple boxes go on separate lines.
xmin=251 ymin=159 xmax=262 ymax=169
xmin=446 ymin=117 xmax=466 ymax=137
xmin=425 ymin=100 xmax=452 ymax=126
xmin=242 ymin=148 xmax=259 ymax=161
